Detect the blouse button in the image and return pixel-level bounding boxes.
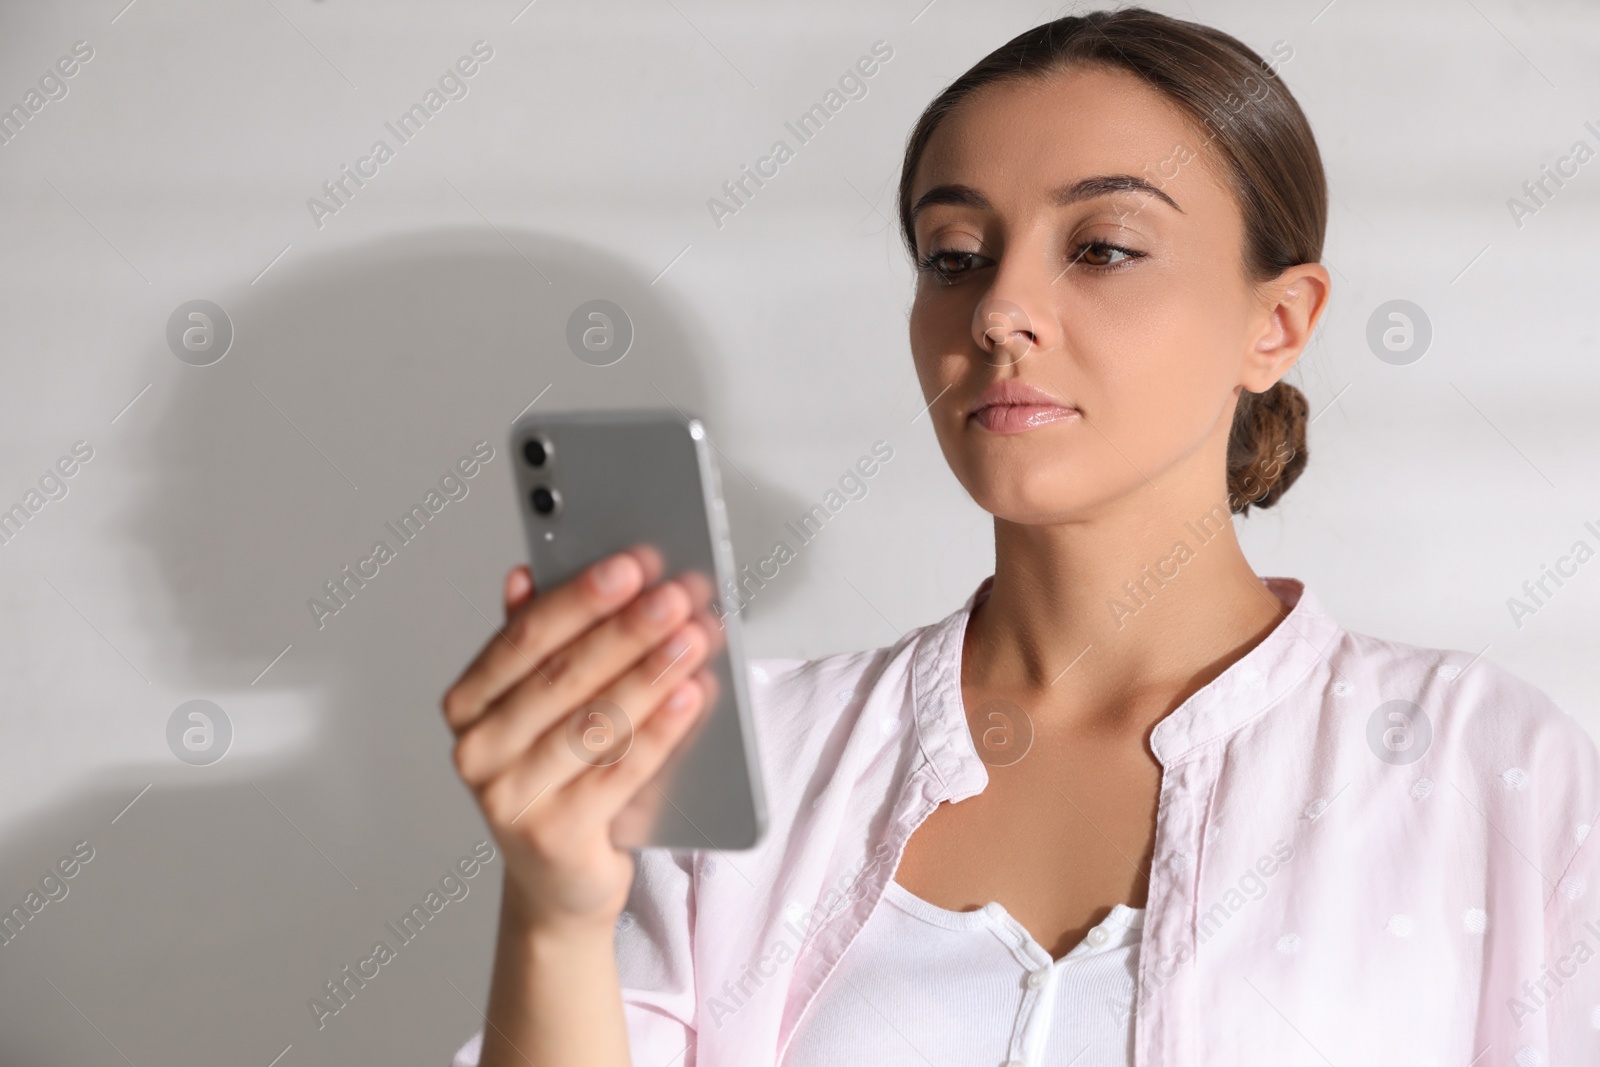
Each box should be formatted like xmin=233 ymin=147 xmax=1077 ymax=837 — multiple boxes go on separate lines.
xmin=1026 ymin=967 xmax=1049 ymax=990
xmin=1088 ymin=926 xmax=1110 ymax=948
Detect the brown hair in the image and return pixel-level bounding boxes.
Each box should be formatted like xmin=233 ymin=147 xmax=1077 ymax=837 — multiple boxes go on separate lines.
xmin=896 ymin=7 xmax=1322 ymax=514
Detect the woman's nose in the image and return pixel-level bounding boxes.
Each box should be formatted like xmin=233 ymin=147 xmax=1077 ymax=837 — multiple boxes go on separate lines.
xmin=971 ymin=296 xmax=1038 ymax=367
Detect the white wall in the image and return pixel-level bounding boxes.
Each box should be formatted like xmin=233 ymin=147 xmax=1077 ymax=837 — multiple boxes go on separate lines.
xmin=1 ymin=1 xmax=1597 ymax=1063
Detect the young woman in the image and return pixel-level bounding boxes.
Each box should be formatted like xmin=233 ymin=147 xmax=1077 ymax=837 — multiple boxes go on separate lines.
xmin=442 ymin=9 xmax=1600 ymax=1065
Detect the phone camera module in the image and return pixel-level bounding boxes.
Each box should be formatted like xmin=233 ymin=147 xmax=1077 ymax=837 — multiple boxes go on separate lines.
xmin=530 ymin=486 xmax=560 ymax=515
xmin=522 ymin=438 xmax=550 ymax=467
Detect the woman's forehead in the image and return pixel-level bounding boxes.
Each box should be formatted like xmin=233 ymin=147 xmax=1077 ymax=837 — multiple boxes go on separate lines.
xmin=912 ymin=67 xmax=1226 ymax=209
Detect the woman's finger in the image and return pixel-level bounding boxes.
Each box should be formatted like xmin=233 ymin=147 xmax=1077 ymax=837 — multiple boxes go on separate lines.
xmin=582 ymin=674 xmax=712 ymax=816
xmin=442 ymin=544 xmax=664 ymax=732
xmin=453 ymin=581 xmax=700 ymax=786
xmin=504 ymin=564 xmax=535 ymax=619
xmin=475 ymin=621 xmax=713 ymax=827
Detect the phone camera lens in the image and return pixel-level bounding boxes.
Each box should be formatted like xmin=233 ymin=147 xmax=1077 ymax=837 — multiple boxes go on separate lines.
xmin=530 ymin=486 xmax=559 ymax=515
xmin=522 ymin=438 xmax=549 ymax=467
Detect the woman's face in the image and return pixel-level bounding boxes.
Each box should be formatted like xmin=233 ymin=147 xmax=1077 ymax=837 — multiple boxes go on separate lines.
xmin=908 ymin=64 xmax=1309 ymax=525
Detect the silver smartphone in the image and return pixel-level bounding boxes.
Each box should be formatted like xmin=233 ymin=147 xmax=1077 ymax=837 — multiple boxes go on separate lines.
xmin=509 ymin=408 xmax=767 ymax=851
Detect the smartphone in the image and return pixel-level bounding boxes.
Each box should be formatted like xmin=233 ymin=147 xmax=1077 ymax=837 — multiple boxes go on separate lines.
xmin=509 ymin=408 xmax=767 ymax=851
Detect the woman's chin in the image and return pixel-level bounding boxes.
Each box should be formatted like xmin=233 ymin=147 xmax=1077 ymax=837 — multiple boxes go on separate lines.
xmin=960 ymin=455 xmax=1143 ymax=523
xmin=963 ymin=482 xmax=1089 ymax=526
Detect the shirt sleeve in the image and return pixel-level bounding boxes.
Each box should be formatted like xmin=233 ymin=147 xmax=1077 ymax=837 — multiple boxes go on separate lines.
xmin=448 ymin=1029 xmax=482 ymax=1067
xmin=1538 ymin=715 xmax=1600 ymax=1063
xmin=446 ymin=846 xmax=698 ymax=1067
xmin=615 ymin=846 xmax=700 ymax=1066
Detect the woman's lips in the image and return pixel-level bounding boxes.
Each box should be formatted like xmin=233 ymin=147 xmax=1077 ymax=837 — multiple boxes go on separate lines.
xmin=970 ymin=404 xmax=1081 ymax=434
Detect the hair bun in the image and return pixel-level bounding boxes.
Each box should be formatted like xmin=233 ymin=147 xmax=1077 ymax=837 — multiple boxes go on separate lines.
xmin=1226 ymin=381 xmax=1308 ymax=514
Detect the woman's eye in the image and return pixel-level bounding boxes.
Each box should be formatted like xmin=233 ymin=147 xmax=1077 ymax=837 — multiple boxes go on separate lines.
xmin=917 ymin=242 xmax=1141 ymax=281
xmin=918 ymin=250 xmax=986 ymax=281
xmin=1073 ymin=240 xmax=1141 ymax=270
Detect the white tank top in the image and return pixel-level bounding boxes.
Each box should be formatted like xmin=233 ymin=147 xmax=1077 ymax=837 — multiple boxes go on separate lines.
xmin=784 ymin=878 xmax=1142 ymax=1067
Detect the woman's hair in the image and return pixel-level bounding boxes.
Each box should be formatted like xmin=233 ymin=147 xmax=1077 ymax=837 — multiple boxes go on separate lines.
xmin=896 ymin=7 xmax=1323 ymax=514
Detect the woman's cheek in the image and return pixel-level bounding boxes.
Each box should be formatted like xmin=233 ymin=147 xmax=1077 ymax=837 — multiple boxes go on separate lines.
xmin=1086 ymin=341 xmax=1201 ymax=467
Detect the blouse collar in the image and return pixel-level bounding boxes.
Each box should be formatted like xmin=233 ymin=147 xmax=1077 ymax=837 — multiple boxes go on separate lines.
xmin=910 ymin=574 xmax=1345 ymax=801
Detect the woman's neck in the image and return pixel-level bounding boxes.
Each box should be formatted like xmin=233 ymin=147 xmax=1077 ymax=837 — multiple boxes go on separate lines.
xmin=963 ymin=494 xmax=1290 ymax=731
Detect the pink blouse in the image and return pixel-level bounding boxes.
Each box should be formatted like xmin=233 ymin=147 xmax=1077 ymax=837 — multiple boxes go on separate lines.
xmin=451 ymin=575 xmax=1600 ymax=1066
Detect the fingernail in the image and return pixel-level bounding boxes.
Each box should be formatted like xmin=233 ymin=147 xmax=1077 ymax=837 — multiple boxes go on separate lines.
xmin=593 ymin=555 xmax=632 ymax=594
xmin=666 ymin=686 xmax=694 ymax=712
xmin=641 ymin=584 xmax=677 ymax=622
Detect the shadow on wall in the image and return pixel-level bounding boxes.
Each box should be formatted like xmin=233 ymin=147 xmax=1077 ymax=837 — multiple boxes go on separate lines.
xmin=0 ymin=229 xmax=808 ymax=1067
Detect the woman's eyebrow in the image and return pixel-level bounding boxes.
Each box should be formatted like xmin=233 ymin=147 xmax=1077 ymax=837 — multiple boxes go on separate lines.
xmin=910 ymin=174 xmax=1184 ymax=220
xmin=909 ymin=182 xmax=989 ymax=218
xmin=1057 ymin=174 xmax=1184 ymax=214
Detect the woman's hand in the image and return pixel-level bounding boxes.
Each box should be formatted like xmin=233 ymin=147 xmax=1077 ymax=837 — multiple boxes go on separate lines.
xmin=442 ymin=547 xmax=721 ymax=937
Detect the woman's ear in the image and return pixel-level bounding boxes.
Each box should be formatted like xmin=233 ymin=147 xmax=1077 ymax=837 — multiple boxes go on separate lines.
xmin=1242 ymin=262 xmax=1331 ymax=392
